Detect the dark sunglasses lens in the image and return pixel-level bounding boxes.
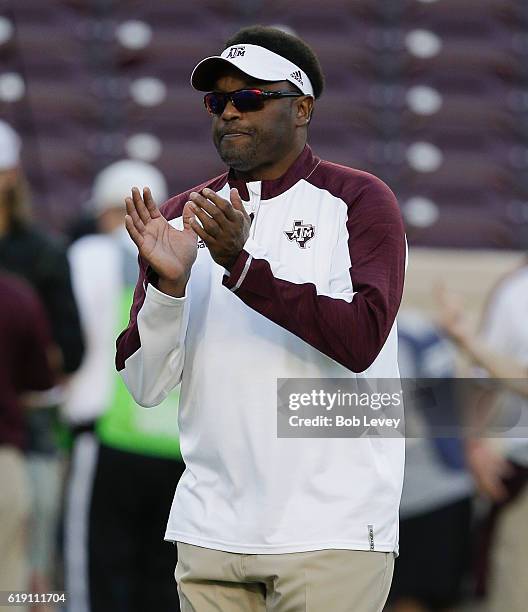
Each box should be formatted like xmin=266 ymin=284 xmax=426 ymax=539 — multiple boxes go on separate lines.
xmin=204 ymin=93 xmax=226 ymax=115
xmin=231 ymin=90 xmax=264 ymax=112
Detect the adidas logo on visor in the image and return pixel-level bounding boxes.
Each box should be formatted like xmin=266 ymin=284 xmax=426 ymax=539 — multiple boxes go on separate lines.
xmin=290 ymin=70 xmax=303 ymax=86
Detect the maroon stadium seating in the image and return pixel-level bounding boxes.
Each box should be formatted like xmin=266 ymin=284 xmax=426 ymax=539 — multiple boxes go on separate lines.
xmin=1 ymin=0 xmax=526 ymax=247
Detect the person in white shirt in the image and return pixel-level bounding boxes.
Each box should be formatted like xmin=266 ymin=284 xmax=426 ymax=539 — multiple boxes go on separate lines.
xmin=437 ymin=267 xmax=528 ymax=611
xmin=64 ymin=161 xmax=184 ymax=612
xmin=117 ymin=26 xmax=407 ymax=612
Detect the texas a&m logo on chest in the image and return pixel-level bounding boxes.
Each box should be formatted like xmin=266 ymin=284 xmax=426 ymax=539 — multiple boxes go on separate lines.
xmin=284 ymin=220 xmax=316 ymax=249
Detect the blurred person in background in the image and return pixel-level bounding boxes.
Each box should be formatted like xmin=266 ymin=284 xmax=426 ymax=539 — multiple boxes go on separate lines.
xmin=62 ymin=159 xmax=183 ymax=612
xmin=0 ymin=120 xmax=84 ymax=607
xmin=437 ymin=284 xmax=528 ymax=397
xmin=0 ymin=271 xmax=56 ymax=611
xmin=387 ymin=310 xmax=474 ymax=612
xmin=436 ymin=266 xmax=528 ymax=612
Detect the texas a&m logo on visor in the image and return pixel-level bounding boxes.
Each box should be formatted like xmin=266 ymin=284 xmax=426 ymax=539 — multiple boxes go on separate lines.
xmin=285 ymin=220 xmax=315 ymax=248
xmin=226 ymin=46 xmax=246 ymax=59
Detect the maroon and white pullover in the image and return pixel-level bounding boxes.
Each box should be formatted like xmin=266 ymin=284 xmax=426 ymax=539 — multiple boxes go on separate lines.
xmin=116 ymin=145 xmax=407 ymax=554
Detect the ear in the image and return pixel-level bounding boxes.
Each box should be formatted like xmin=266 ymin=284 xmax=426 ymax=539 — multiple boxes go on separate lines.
xmin=294 ymin=96 xmax=314 ymax=127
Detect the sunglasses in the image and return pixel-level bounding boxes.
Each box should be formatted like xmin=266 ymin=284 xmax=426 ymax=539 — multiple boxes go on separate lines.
xmin=204 ymin=88 xmax=303 ymax=115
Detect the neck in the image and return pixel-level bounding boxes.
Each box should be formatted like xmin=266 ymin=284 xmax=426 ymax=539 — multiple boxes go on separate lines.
xmin=233 ymin=139 xmax=306 ymax=182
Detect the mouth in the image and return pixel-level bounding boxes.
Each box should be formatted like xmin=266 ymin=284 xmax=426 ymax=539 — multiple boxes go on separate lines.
xmin=221 ymin=132 xmax=250 ymax=141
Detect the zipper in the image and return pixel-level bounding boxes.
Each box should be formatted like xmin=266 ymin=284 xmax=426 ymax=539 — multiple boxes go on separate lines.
xmin=248 ymin=184 xmax=262 ymax=239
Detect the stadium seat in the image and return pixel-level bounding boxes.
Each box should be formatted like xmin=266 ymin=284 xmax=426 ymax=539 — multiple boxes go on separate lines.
xmin=4 ymin=0 xmax=527 ymax=246
xmin=403 ymin=205 xmax=516 ymax=249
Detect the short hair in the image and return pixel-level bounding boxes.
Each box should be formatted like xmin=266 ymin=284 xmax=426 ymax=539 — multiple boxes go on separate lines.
xmin=224 ymin=26 xmax=325 ymax=99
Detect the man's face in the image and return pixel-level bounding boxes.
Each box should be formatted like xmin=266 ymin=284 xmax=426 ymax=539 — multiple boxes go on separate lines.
xmin=210 ymin=68 xmax=300 ymax=174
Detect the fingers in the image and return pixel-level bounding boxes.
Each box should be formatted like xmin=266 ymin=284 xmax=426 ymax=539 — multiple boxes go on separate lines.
xmin=190 ymin=191 xmax=220 ymax=220
xmin=229 ymin=187 xmax=245 ymax=213
xmin=182 ymin=201 xmax=197 ymax=233
xmin=191 ymin=187 xmax=248 ymax=225
xmin=124 ymin=214 xmax=144 ymax=249
xmin=125 ymin=196 xmax=146 ymax=233
xmin=131 ymin=186 xmax=152 ymax=225
xmin=230 ymin=187 xmax=251 ymax=223
xmin=189 ymin=215 xmax=213 ymax=246
xmin=187 ymin=187 xmax=249 ymax=248
xmin=189 ymin=192 xmax=221 ymax=237
xmin=143 ymin=187 xmax=161 ymax=219
xmin=202 ymin=187 xmax=238 ymax=222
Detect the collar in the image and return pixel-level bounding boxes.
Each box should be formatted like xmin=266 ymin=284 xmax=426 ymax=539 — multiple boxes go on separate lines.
xmin=227 ymin=144 xmax=320 ymax=201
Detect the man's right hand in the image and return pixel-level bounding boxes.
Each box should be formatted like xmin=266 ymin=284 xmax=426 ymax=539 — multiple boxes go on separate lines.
xmin=125 ymin=187 xmax=197 ymax=297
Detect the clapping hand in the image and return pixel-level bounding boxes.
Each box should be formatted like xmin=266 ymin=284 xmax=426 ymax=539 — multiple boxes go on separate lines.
xmin=188 ymin=187 xmax=251 ymax=270
xmin=125 ymin=187 xmax=198 ymax=296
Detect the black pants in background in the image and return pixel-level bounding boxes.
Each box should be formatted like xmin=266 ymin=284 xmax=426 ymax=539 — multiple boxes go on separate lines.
xmin=89 ymin=443 xmax=185 ymax=612
xmin=388 ymin=497 xmax=473 ymax=610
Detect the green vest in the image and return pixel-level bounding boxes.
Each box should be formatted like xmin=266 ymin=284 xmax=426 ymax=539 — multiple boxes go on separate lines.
xmin=96 ymin=288 xmax=182 ymax=460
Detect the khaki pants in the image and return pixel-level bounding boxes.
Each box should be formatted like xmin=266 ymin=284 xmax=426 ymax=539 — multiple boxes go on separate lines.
xmin=487 ymin=481 xmax=528 ymax=612
xmin=0 ymin=447 xmax=31 ymax=612
xmin=175 ymin=542 xmax=394 ymax=612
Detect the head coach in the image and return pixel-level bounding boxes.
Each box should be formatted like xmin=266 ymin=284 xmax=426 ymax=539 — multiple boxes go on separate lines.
xmin=116 ymin=25 xmax=407 ymax=612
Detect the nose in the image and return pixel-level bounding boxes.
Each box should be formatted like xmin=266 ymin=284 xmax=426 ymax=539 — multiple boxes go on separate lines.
xmin=220 ymin=98 xmax=242 ymax=121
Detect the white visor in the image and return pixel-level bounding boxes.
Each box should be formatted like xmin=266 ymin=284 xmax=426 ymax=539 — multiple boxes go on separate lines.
xmin=191 ymin=43 xmax=314 ymax=97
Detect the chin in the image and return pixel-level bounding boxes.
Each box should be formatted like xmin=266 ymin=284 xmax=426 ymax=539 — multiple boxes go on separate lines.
xmin=218 ymin=144 xmax=257 ymax=172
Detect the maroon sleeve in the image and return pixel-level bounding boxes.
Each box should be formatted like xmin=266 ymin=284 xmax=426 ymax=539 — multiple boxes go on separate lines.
xmin=222 ymin=178 xmax=406 ymax=373
xmin=115 ymin=254 xmax=149 ymax=372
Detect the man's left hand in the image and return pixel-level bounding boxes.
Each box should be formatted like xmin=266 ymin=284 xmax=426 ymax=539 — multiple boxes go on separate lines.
xmin=189 ymin=187 xmax=251 ymax=270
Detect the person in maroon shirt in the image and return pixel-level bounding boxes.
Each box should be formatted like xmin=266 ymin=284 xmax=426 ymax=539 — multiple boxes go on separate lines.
xmin=0 ymin=271 xmax=56 ymax=596
xmin=0 ymin=119 xmax=83 ymax=606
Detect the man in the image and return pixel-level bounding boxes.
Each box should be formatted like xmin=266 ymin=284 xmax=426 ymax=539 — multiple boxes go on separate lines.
xmin=0 ymin=271 xmax=56 ymax=610
xmin=117 ymin=26 xmax=407 ymax=612
xmin=63 ymin=160 xmax=183 ymax=612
